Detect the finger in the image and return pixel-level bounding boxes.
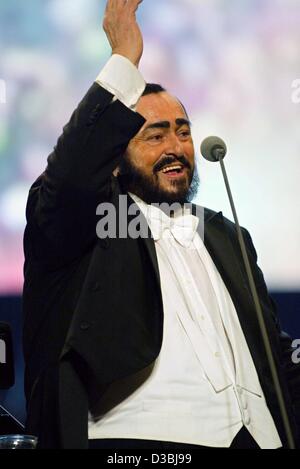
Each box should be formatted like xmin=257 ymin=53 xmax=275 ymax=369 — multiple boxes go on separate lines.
xmin=106 ymin=0 xmax=124 ymax=13
xmin=114 ymin=0 xmax=127 ymax=10
xmin=127 ymin=0 xmax=143 ymax=13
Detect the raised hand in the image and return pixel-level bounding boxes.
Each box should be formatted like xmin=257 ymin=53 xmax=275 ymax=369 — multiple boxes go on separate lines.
xmin=103 ymin=0 xmax=144 ymax=67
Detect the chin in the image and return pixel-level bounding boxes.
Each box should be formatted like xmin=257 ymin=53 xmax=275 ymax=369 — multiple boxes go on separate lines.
xmin=156 ymin=189 xmax=190 ymax=205
xmin=161 ymin=182 xmax=189 ymax=194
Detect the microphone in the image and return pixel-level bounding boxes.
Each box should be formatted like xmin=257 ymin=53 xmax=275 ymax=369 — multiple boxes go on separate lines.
xmin=0 ymin=322 xmax=15 ymax=389
xmin=200 ymin=136 xmax=296 ymax=449
xmin=200 ymin=136 xmax=227 ymax=162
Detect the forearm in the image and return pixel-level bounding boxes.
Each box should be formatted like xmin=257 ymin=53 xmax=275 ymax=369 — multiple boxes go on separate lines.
xmin=46 ymin=83 xmax=144 ymax=192
xmin=25 ymin=86 xmax=144 ymax=263
xmin=25 ymin=0 xmax=146 ymax=264
xmin=37 ymin=47 xmax=145 ymax=207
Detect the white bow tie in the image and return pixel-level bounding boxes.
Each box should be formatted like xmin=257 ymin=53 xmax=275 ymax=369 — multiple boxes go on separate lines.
xmin=146 ymin=205 xmax=199 ymax=248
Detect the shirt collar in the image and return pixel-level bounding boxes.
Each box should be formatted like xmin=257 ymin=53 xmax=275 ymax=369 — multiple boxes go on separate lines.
xmin=128 ymin=192 xmax=199 ymax=248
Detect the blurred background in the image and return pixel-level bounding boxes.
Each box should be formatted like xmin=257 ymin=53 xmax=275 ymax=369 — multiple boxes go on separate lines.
xmin=0 ymin=0 xmax=299 ymax=426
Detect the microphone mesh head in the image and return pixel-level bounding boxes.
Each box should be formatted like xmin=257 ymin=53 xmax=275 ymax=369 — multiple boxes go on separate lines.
xmin=200 ymin=136 xmax=227 ymax=162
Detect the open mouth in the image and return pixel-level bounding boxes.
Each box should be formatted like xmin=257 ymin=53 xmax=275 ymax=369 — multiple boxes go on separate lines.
xmin=159 ymin=164 xmax=186 ymax=179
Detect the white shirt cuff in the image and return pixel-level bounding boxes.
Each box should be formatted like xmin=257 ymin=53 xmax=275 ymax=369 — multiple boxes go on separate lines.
xmin=95 ymin=54 xmax=146 ymax=110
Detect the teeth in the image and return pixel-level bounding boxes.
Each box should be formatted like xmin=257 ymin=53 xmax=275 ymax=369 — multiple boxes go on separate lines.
xmin=162 ymin=166 xmax=182 ymax=173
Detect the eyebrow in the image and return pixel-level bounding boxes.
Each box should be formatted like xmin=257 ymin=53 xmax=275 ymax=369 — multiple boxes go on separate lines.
xmin=143 ymin=118 xmax=191 ymax=132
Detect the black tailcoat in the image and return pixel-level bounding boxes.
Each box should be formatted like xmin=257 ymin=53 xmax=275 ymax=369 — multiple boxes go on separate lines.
xmin=23 ymin=84 xmax=300 ymax=448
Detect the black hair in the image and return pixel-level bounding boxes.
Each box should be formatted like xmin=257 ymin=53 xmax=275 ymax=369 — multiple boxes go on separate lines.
xmin=142 ymin=83 xmax=189 ymax=120
xmin=142 ymin=83 xmax=166 ymax=96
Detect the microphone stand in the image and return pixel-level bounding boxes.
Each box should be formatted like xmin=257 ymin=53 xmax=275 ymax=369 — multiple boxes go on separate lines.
xmin=0 ymin=405 xmax=25 ymax=434
xmin=214 ymin=148 xmax=296 ymax=449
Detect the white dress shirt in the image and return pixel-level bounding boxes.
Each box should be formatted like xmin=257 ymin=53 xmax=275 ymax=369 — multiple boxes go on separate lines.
xmin=96 ymin=54 xmax=146 ymax=110
xmin=88 ymin=57 xmax=282 ymax=448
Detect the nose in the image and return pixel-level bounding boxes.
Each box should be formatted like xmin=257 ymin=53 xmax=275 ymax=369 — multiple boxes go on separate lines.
xmin=164 ymin=133 xmax=184 ymax=157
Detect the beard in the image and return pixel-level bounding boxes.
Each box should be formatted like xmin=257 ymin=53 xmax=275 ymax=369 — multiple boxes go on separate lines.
xmin=117 ymin=155 xmax=200 ymax=205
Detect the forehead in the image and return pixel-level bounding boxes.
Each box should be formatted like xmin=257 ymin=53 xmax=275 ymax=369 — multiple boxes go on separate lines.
xmin=136 ymin=92 xmax=188 ymax=125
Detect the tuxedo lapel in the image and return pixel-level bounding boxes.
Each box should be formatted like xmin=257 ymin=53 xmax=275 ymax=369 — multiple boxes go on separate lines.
xmin=202 ymin=209 xmax=267 ymax=375
xmin=112 ymin=180 xmax=163 ymax=314
xmin=126 ymin=191 xmax=162 ymax=292
xmin=142 ymin=235 xmax=161 ymax=290
xmin=203 ymin=210 xmax=248 ymax=295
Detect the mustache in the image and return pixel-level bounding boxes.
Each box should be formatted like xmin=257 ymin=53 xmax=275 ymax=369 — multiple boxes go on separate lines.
xmin=153 ymin=155 xmax=191 ymax=173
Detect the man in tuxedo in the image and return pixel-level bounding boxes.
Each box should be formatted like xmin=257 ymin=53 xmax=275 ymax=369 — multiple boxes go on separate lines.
xmin=23 ymin=0 xmax=300 ymax=449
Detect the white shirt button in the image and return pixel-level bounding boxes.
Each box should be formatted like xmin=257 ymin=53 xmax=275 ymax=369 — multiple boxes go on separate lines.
xmin=241 ymin=396 xmax=248 ymax=410
xmin=214 ymin=351 xmax=220 ymax=358
xmin=244 ymin=415 xmax=251 ymax=426
xmin=243 ymin=401 xmax=248 ymax=410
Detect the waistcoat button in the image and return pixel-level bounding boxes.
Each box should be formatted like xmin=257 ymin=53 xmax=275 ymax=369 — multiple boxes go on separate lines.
xmin=80 ymin=322 xmax=91 ymax=331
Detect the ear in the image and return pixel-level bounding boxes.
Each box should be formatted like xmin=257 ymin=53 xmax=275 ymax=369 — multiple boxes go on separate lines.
xmin=113 ymin=167 xmax=120 ymax=177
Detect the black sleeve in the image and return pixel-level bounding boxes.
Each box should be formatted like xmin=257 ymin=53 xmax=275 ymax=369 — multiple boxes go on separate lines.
xmin=242 ymin=228 xmax=300 ymax=433
xmin=24 ymin=83 xmax=145 ymax=268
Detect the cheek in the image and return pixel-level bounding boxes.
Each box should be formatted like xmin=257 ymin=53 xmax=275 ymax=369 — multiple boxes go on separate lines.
xmin=128 ymin=144 xmax=161 ymax=172
xmin=184 ymin=144 xmax=195 ymax=165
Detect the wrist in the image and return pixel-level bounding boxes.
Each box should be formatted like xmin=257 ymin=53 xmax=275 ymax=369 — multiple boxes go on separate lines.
xmin=112 ymin=50 xmax=140 ymax=68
